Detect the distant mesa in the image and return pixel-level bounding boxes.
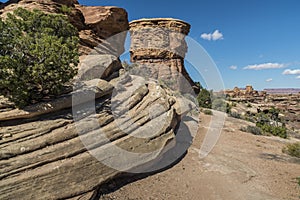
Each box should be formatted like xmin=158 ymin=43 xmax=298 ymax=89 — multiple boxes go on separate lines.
xmin=224 ymin=85 xmax=265 ymax=98
xmin=224 ymin=85 xmax=300 ymax=98
xmin=263 ymin=88 xmax=300 ymax=95
xmin=222 ymin=85 xmax=300 ymax=104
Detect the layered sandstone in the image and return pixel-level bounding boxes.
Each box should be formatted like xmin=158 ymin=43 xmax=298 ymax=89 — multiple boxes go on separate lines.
xmin=224 ymin=85 xmax=264 ymax=100
xmin=129 ymin=18 xmax=198 ymax=93
xmin=77 ymin=5 xmax=128 ymax=56
xmin=0 ymin=0 xmax=129 ymax=80
xmin=0 ymin=75 xmax=191 ymax=200
xmin=0 ymin=2 xmax=197 ymax=200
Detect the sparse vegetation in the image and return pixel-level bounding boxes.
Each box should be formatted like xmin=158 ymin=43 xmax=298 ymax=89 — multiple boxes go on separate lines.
xmin=229 ymin=111 xmax=242 ymax=119
xmin=256 ymin=110 xmax=287 ymax=138
xmin=0 ymin=8 xmax=79 ymax=107
xmin=203 ymin=109 xmax=213 ymax=115
xmin=59 ymin=5 xmax=72 ymax=14
xmin=256 ymin=123 xmax=287 ymax=138
xmin=212 ymin=98 xmax=227 ymax=112
xmin=282 ymin=142 xmax=300 ymax=158
xmin=297 ymin=177 xmax=300 ymax=186
xmin=197 ymin=88 xmax=212 ymax=109
xmin=240 ymin=125 xmax=262 ymax=135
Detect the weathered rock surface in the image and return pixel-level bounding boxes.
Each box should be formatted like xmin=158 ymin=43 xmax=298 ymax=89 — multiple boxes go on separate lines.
xmin=0 ymin=0 xmax=78 ymax=14
xmin=77 ymin=5 xmax=128 ymax=56
xmin=0 ymin=74 xmax=193 ymax=199
xmin=129 ymin=18 xmax=198 ymax=93
xmin=77 ymin=55 xmax=122 ymax=81
xmin=0 ymin=79 xmax=113 ymax=121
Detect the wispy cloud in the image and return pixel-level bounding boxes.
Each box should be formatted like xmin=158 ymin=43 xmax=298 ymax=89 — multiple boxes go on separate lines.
xmin=282 ymin=69 xmax=300 ymax=75
xmin=266 ymin=78 xmax=273 ymax=82
xmin=243 ymin=63 xmax=286 ymax=70
xmin=296 ymin=76 xmax=300 ymax=79
xmin=229 ymin=65 xmax=237 ymax=70
xmin=201 ymin=30 xmax=224 ymax=41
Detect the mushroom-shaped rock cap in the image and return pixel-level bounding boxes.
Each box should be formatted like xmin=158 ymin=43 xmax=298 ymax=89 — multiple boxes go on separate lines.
xmin=129 ymin=18 xmax=190 ymax=35
xmin=129 ymin=18 xmax=190 ymax=60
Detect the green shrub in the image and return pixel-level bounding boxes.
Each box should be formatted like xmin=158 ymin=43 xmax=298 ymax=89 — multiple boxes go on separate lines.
xmin=212 ymin=98 xmax=227 ymax=112
xmin=282 ymin=142 xmax=300 ymax=158
xmin=230 ymin=112 xmax=242 ymax=119
xmin=269 ymin=107 xmax=280 ymax=121
xmin=60 ymin=5 xmax=72 ymax=14
xmin=255 ymin=110 xmax=287 ymax=138
xmin=240 ymin=125 xmax=262 ymax=135
xmin=197 ymin=88 xmax=212 ymax=109
xmin=0 ymin=8 xmax=79 ymax=107
xmin=245 ymin=116 xmax=256 ymax=123
xmin=203 ymin=109 xmax=213 ymax=115
xmin=257 ymin=123 xmax=287 ymax=138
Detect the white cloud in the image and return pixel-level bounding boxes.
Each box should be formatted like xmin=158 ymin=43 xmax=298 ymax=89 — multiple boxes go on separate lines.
xmin=229 ymin=65 xmax=237 ymax=70
xmin=212 ymin=30 xmax=224 ymax=40
xmin=296 ymin=76 xmax=300 ymax=79
xmin=266 ymin=78 xmax=273 ymax=82
xmin=201 ymin=30 xmax=224 ymax=41
xmin=200 ymin=33 xmax=212 ymax=40
xmin=282 ymin=69 xmax=300 ymax=75
xmin=243 ymin=63 xmax=286 ymax=70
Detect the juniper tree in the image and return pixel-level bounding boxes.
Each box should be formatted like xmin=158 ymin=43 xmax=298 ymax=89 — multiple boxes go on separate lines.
xmin=0 ymin=8 xmax=79 ymax=107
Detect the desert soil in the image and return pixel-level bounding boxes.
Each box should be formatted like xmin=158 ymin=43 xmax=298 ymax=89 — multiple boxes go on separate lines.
xmin=100 ymin=112 xmax=300 ymax=200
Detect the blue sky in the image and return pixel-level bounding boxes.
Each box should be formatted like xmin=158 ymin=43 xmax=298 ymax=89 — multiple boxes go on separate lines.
xmin=2 ymin=0 xmax=300 ymax=90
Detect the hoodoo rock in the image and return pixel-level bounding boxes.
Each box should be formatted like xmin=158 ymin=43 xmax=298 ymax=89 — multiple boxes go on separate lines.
xmin=129 ymin=18 xmax=198 ymax=93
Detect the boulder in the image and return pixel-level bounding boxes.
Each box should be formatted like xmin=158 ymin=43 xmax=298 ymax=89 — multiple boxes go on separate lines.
xmin=0 ymin=74 xmax=192 ymax=199
xmin=77 ymin=55 xmax=122 ymax=81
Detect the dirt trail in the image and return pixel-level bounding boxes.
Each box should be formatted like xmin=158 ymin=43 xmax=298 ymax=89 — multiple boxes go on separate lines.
xmin=100 ymin=112 xmax=300 ymax=200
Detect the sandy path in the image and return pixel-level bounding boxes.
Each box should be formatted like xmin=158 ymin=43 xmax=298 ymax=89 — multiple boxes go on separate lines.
xmin=100 ymin=112 xmax=300 ymax=200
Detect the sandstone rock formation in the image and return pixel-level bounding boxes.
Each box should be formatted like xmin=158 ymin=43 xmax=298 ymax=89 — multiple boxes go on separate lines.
xmin=0 ymin=2 xmax=197 ymax=200
xmin=129 ymin=18 xmax=198 ymax=93
xmin=77 ymin=5 xmax=128 ymax=56
xmin=224 ymin=85 xmax=264 ymax=100
xmin=0 ymin=75 xmax=192 ymax=199
xmin=0 ymin=0 xmax=128 ymax=80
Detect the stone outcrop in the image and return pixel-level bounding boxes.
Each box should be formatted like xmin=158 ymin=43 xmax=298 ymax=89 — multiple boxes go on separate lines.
xmin=129 ymin=18 xmax=198 ymax=93
xmin=0 ymin=75 xmax=191 ymax=199
xmin=0 ymin=0 xmax=129 ymax=80
xmin=77 ymin=6 xmax=128 ymax=56
xmin=0 ymin=2 xmax=197 ymax=200
xmin=0 ymin=0 xmax=79 ymax=14
xmin=225 ymin=85 xmax=263 ymax=99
